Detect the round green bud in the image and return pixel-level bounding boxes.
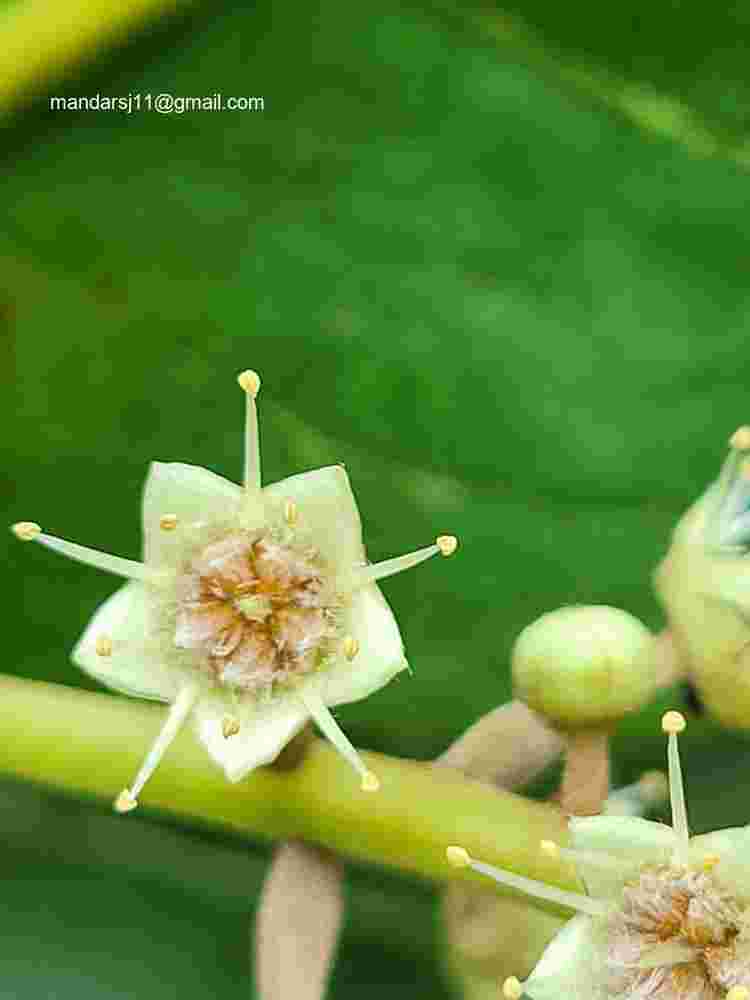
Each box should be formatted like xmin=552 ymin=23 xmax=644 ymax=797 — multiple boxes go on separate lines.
xmin=511 ymin=605 xmax=655 ymax=728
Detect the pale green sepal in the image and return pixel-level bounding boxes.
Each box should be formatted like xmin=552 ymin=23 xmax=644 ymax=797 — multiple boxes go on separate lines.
xmin=320 ymin=584 xmax=407 ymax=707
xmin=689 ymin=826 xmax=750 ymax=903
xmin=524 ymin=914 xmax=608 ymax=1000
xmin=141 ymin=461 xmax=243 ymax=568
xmin=263 ymin=465 xmax=365 ymax=575
xmin=192 ymin=694 xmax=309 ymax=782
xmin=569 ymin=816 xmax=675 ymax=899
xmin=72 ymin=581 xmax=178 ymax=702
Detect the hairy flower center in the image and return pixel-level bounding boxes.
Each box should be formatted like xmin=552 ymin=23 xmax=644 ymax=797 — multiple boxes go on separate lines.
xmin=174 ymin=532 xmax=336 ymax=691
xmin=607 ymin=866 xmax=750 ymax=998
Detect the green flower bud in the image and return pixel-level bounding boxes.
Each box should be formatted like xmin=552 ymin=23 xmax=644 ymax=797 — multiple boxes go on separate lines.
xmin=511 ymin=606 xmax=655 ymax=728
xmin=655 ymin=427 xmax=750 ymax=729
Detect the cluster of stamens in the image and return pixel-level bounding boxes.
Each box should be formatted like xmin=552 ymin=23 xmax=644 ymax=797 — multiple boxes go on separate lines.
xmin=447 ymin=711 xmax=750 ymax=1000
xmin=174 ymin=532 xmax=336 ymax=693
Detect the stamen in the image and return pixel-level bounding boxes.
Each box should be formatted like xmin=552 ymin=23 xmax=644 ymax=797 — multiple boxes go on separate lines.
xmin=159 ymin=513 xmax=178 ymax=531
xmin=343 ymin=636 xmax=359 ymax=661
xmin=637 ymin=941 xmax=698 ymax=969
xmin=238 ymin=369 xmax=261 ymax=491
xmin=95 ymin=635 xmax=113 ymax=657
xmin=114 ymin=790 xmax=138 ymax=814
xmin=352 ymin=535 xmax=458 ymax=587
xmin=730 ymin=427 xmax=750 ymax=451
xmin=540 ymin=839 xmax=625 ymax=871
xmin=661 ymin=711 xmax=689 ymax=866
xmin=445 ymin=846 xmax=608 ymax=917
xmin=12 ymin=526 xmax=158 ymax=583
xmin=222 ymin=715 xmax=241 ymax=739
xmin=502 ymin=977 xmax=523 ymax=999
xmin=114 ymin=684 xmax=199 ymax=812
xmin=702 ymin=854 xmax=721 ymax=872
xmin=283 ymin=499 xmax=298 ymax=526
xmin=11 ymin=521 xmax=41 ymax=541
xmin=436 ymin=535 xmax=458 ymax=556
xmin=299 ymin=687 xmax=379 ymax=792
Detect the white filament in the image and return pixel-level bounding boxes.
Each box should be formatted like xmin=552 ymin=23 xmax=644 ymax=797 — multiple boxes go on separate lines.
xmin=467 ymin=858 xmax=608 ymax=918
xmin=244 ymin=384 xmax=261 ymax=491
xmin=129 ymin=684 xmax=200 ymax=799
xmin=34 ymin=532 xmax=156 ymax=582
xmin=299 ymin=687 xmax=377 ymax=790
xmin=352 ymin=543 xmax=439 ymax=587
xmin=667 ymin=730 xmax=690 ymax=866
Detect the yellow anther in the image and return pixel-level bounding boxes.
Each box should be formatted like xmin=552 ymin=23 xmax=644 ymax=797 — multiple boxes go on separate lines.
xmin=540 ymin=839 xmax=560 ymax=859
xmin=237 ymin=369 xmax=261 ymax=396
xmin=727 ymin=988 xmax=749 ymax=1000
xmin=343 ymin=636 xmax=360 ymax=661
xmin=502 ymin=976 xmax=523 ymax=999
xmin=702 ymin=854 xmax=721 ymax=872
xmin=446 ymin=845 xmax=471 ymax=868
xmin=283 ymin=499 xmax=298 ymax=526
xmin=730 ymin=426 xmax=750 ymax=451
xmin=11 ymin=521 xmax=41 ymax=541
xmin=221 ymin=715 xmax=241 ymax=739
xmin=159 ymin=513 xmax=178 ymax=531
xmin=95 ymin=635 xmax=113 ymax=657
xmin=661 ymin=710 xmax=686 ymax=735
xmin=436 ymin=534 xmax=458 ymax=556
xmin=114 ymin=789 xmax=138 ymax=814
xmin=360 ymin=771 xmax=380 ymax=793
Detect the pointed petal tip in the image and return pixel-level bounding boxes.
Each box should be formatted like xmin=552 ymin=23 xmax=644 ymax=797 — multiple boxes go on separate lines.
xmin=11 ymin=521 xmax=41 ymax=541
xmin=114 ymin=789 xmax=138 ymax=813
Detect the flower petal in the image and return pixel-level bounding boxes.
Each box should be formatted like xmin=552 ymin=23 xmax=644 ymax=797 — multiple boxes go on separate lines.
xmin=193 ymin=695 xmax=309 ymax=782
xmin=569 ymin=816 xmax=676 ymax=900
xmin=72 ymin=582 xmax=177 ymax=702
xmin=263 ymin=465 xmax=365 ymax=574
xmin=690 ymin=826 xmax=750 ymax=903
xmin=524 ymin=914 xmax=608 ymax=1000
xmin=319 ymin=583 xmax=407 ymax=707
xmin=141 ymin=462 xmax=244 ymax=568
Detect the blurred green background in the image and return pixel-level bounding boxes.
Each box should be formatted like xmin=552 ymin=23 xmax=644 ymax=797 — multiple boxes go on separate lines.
xmin=5 ymin=0 xmax=750 ymax=996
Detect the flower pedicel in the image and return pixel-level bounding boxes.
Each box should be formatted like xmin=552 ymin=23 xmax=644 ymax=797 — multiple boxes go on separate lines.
xmin=448 ymin=711 xmax=750 ymax=999
xmin=12 ymin=370 xmax=457 ymax=811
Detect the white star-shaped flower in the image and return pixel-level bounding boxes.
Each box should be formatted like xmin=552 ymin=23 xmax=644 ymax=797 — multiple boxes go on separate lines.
xmin=13 ymin=370 xmax=457 ymax=811
xmin=448 ymin=712 xmax=750 ymax=1000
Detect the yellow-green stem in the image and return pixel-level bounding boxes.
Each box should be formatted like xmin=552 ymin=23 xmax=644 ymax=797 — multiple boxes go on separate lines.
xmin=0 ymin=0 xmax=196 ymax=112
xmin=0 ymin=674 xmax=578 ymax=895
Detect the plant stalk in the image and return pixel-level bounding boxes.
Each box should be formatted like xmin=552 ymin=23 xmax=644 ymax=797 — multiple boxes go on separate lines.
xmin=0 ymin=674 xmax=577 ymax=895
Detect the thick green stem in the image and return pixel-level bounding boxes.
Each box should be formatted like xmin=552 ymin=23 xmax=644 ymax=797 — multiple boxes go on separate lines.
xmin=0 ymin=675 xmax=578 ymax=893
